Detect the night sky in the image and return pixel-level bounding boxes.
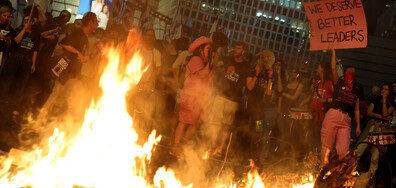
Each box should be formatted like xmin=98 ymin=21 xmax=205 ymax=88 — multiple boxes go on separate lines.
xmin=362 ymin=0 xmax=393 ymax=35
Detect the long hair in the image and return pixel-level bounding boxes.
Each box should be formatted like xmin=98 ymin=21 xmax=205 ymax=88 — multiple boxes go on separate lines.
xmin=380 ymin=83 xmax=395 ymax=106
xmin=192 ymin=45 xmax=207 ymax=63
xmin=319 ymin=61 xmax=332 ymax=82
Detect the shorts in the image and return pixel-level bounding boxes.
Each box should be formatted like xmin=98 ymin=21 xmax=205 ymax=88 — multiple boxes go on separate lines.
xmin=179 ymin=92 xmax=206 ymax=125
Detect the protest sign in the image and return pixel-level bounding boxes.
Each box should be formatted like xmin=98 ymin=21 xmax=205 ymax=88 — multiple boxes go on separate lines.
xmin=303 ymin=0 xmax=367 ymax=51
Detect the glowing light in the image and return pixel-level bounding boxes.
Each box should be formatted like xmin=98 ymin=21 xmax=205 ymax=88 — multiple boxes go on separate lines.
xmin=256 ymin=12 xmax=263 ymax=17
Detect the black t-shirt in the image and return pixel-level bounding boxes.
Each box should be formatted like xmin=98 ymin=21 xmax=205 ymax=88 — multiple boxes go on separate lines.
xmin=57 ymin=29 xmax=88 ymax=83
xmin=372 ymin=99 xmax=396 ymax=121
xmin=332 ymin=78 xmax=363 ymax=117
xmin=247 ymin=69 xmax=278 ymax=108
xmin=40 ymin=23 xmax=61 ymax=57
xmin=214 ymin=56 xmax=250 ymax=102
xmin=60 ymin=29 xmax=88 ymax=62
xmin=0 ymin=23 xmax=13 ymax=53
xmin=11 ymin=28 xmax=40 ymax=56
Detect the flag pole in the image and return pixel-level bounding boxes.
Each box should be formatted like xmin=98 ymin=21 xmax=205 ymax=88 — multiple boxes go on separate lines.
xmin=28 ymin=2 xmax=35 ymax=24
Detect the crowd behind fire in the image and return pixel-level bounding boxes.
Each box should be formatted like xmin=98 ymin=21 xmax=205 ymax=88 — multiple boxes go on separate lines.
xmin=0 ymin=2 xmax=395 ymax=187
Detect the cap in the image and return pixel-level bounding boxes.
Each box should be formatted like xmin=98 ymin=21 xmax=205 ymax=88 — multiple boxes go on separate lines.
xmin=189 ymin=36 xmax=213 ymax=53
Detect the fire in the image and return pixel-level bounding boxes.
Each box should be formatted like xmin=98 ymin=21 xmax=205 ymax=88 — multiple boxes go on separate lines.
xmin=0 ymin=35 xmax=185 ymax=187
xmin=0 ymin=32 xmax=316 ymax=188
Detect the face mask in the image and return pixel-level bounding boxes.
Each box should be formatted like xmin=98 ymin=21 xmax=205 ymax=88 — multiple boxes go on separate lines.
xmin=344 ymin=73 xmax=355 ymax=91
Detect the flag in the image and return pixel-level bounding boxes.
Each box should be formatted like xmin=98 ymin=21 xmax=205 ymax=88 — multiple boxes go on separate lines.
xmin=167 ymin=2 xmax=182 ymax=40
xmin=139 ymin=0 xmax=153 ymax=32
xmin=209 ymin=16 xmax=220 ymax=37
xmin=34 ymin=0 xmax=51 ymax=12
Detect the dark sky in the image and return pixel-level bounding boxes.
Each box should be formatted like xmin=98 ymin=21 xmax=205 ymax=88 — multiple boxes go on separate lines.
xmin=362 ymin=0 xmax=391 ymax=35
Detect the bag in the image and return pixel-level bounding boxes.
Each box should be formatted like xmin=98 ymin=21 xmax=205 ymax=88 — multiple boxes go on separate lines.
xmin=52 ymin=56 xmax=71 ymax=77
xmin=50 ymin=54 xmax=79 ymax=85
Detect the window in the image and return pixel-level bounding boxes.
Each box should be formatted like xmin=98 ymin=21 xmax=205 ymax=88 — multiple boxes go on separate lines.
xmin=247 ymin=26 xmax=252 ymax=33
xmin=183 ymin=9 xmax=190 ymax=17
xmin=198 ymin=12 xmax=203 ymax=20
xmin=265 ymin=31 xmax=270 ymax=38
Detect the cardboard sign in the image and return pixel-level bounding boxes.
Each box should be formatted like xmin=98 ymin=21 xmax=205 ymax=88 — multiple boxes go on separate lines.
xmin=303 ymin=0 xmax=367 ymax=51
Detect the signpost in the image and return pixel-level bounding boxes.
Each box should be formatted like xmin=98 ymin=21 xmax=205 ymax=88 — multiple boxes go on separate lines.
xmin=303 ymin=0 xmax=367 ymax=51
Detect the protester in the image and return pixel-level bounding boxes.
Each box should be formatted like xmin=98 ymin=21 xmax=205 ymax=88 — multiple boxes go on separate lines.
xmin=34 ymin=12 xmax=98 ymax=127
xmin=309 ymin=51 xmax=335 ymax=126
xmin=278 ymin=67 xmax=303 ymax=116
xmin=246 ymin=49 xmax=280 ymax=163
xmin=321 ymin=65 xmax=362 ymax=165
xmin=1 ymin=14 xmax=40 ymax=100
xmin=98 ymin=4 xmax=109 ymax=29
xmin=170 ymin=36 xmax=215 ymax=157
xmin=0 ymin=4 xmax=13 ymax=75
xmin=355 ymin=83 xmax=395 ymax=185
xmin=169 ymin=37 xmax=190 ymax=145
xmin=276 ymin=65 xmax=304 ymax=157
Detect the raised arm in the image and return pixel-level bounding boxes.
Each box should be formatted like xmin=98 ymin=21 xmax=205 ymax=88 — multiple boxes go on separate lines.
xmin=329 ymin=45 xmax=338 ymax=84
xmin=247 ymin=63 xmax=262 ymax=91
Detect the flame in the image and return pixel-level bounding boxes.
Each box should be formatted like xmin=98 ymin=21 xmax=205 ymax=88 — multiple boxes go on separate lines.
xmin=0 ymin=34 xmax=186 ymax=188
xmin=0 ymin=31 xmax=317 ymax=188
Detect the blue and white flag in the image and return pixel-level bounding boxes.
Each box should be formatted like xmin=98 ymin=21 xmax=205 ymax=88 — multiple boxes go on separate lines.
xmin=139 ymin=0 xmax=153 ymax=32
xmin=167 ymin=2 xmax=182 ymax=40
xmin=34 ymin=0 xmax=51 ymax=13
xmin=209 ymin=15 xmax=220 ymax=38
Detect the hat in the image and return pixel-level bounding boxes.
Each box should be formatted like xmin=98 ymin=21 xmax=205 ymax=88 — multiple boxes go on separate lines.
xmin=187 ymin=56 xmax=205 ymax=73
xmin=189 ymin=36 xmax=213 ymax=53
xmin=258 ymin=50 xmax=275 ymax=67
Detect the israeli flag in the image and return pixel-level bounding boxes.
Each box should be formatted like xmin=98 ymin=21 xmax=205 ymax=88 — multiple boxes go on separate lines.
xmin=139 ymin=0 xmax=153 ymax=32
xmin=167 ymin=3 xmax=182 ymax=40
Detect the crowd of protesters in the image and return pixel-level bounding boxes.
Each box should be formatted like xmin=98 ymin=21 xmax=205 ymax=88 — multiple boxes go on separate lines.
xmin=0 ymin=1 xmax=395 ymax=187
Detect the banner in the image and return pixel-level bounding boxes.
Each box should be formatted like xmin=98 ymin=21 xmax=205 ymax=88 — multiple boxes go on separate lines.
xmin=167 ymin=2 xmax=182 ymax=40
xmin=139 ymin=0 xmax=153 ymax=32
xmin=303 ymin=0 xmax=367 ymax=51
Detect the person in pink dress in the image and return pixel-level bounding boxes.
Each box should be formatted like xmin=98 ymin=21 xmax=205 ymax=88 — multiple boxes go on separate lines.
xmin=170 ymin=36 xmax=215 ymax=157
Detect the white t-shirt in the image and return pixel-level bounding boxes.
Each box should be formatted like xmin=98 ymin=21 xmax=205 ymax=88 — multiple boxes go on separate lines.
xmin=91 ymin=1 xmax=103 ymax=16
xmin=141 ymin=48 xmax=161 ymax=68
xmin=98 ymin=12 xmax=108 ymax=29
xmin=140 ymin=47 xmax=161 ymax=86
xmin=172 ymin=50 xmax=190 ymax=69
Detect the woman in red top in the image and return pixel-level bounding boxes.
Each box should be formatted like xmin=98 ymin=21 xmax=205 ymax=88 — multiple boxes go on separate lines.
xmin=309 ymin=58 xmax=334 ymax=126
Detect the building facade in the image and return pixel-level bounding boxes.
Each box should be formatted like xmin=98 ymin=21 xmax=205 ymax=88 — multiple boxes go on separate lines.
xmin=179 ymin=0 xmax=326 ymax=72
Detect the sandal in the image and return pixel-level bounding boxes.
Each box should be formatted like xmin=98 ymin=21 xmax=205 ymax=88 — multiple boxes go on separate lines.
xmin=169 ymin=145 xmax=184 ymax=158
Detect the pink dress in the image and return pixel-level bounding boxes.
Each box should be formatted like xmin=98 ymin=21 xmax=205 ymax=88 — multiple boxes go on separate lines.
xmin=179 ymin=56 xmax=214 ymax=125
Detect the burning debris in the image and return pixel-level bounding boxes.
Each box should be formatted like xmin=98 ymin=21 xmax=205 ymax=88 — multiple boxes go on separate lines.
xmin=314 ymin=150 xmax=358 ymax=188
